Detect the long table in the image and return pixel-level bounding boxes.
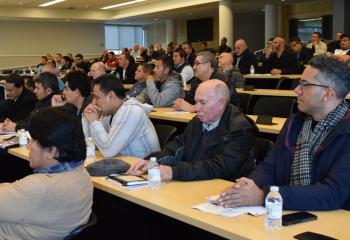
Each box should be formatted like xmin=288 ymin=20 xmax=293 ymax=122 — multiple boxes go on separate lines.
xmin=149 ymin=108 xmax=286 ymax=135
xmin=243 ymin=74 xmax=302 ymax=79
xmin=8 ymin=147 xmax=349 ymax=240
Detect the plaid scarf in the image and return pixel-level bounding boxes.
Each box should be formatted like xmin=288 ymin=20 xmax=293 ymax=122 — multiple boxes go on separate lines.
xmin=34 ymin=160 xmax=83 ymax=174
xmin=290 ymin=101 xmax=348 ymax=186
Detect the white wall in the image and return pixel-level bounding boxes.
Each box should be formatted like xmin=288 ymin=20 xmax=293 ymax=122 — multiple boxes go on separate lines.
xmin=0 ymin=21 xmax=105 ymax=69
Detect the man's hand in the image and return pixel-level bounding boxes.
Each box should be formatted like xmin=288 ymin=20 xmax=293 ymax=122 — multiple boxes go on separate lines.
xmin=217 ymin=177 xmax=264 ymax=208
xmin=2 ymin=118 xmax=16 ymax=132
xmin=271 ymin=69 xmax=282 ymax=75
xmin=126 ymin=159 xmax=149 ymax=175
xmin=83 ymin=103 xmax=101 ymax=122
xmin=51 ymin=94 xmax=67 ymax=107
xmin=172 ymin=99 xmax=195 ymax=112
xmin=160 ymin=165 xmax=173 ymax=181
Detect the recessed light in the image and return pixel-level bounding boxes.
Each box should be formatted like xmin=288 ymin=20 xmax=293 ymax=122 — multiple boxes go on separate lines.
xmin=154 ymin=18 xmax=158 ymax=21
xmin=65 ymin=19 xmax=70 ymax=22
xmin=19 ymin=2 xmax=23 ymax=5
xmin=39 ymin=0 xmax=65 ymax=7
xmin=101 ymin=0 xmax=145 ymax=10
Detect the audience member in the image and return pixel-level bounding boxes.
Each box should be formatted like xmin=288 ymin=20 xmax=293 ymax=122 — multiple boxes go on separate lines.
xmin=218 ymin=52 xmax=246 ymax=88
xmin=307 ymin=32 xmax=327 ymax=55
xmin=334 ymin=33 xmax=350 ymax=63
xmin=115 ymin=53 xmax=137 ymax=84
xmin=90 ymin=61 xmax=106 ymax=80
xmin=141 ymin=44 xmax=159 ymax=63
xmin=131 ymin=44 xmax=142 ymax=59
xmin=0 ymin=106 xmax=93 ymax=239
xmin=199 ymin=42 xmax=210 ymax=52
xmin=0 ymin=74 xmax=37 ymax=122
xmin=36 ymin=56 xmax=47 ymax=73
xmin=60 ymin=56 xmax=73 ymax=72
xmin=128 ymin=80 xmax=255 ymax=181
xmin=262 ymin=36 xmax=299 ymax=74
xmin=289 ymin=36 xmax=313 ymax=72
xmin=327 ymin=32 xmax=343 ymax=53
xmin=126 ymin=63 xmax=153 ymax=98
xmin=55 ymin=53 xmax=64 ymax=69
xmin=105 ymin=52 xmax=118 ymax=69
xmin=218 ymin=55 xmax=350 ymax=211
xmin=217 ymin=37 xmax=232 ymax=54
xmin=182 ymin=41 xmax=196 ymax=67
xmin=51 ymin=71 xmax=92 ymax=119
xmin=173 ymin=48 xmax=195 ymax=85
xmin=82 ymin=74 xmax=160 ymax=158
xmin=233 ymin=39 xmax=258 ymax=74
xmin=136 ymin=55 xmax=184 ymax=107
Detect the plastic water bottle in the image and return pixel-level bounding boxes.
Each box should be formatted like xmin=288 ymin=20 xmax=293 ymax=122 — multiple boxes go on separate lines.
xmin=148 ymin=157 xmax=161 ymax=190
xmin=250 ymin=65 xmax=255 ymax=75
xmin=265 ymin=186 xmax=283 ymax=230
xmin=85 ymin=137 xmax=95 ymax=165
xmin=18 ymin=129 xmax=28 ymax=148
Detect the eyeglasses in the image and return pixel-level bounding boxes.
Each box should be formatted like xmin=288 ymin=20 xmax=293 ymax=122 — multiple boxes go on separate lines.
xmin=297 ymin=80 xmax=330 ymax=89
xmin=194 ymin=61 xmax=208 ymax=66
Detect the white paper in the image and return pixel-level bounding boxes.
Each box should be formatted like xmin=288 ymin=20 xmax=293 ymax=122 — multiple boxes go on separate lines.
xmin=165 ymin=111 xmax=191 ymax=115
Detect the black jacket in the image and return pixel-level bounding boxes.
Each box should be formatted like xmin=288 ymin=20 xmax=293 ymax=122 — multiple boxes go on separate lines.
xmin=233 ymin=49 xmax=258 ymax=74
xmin=185 ymin=50 xmax=196 ymax=67
xmin=296 ymin=46 xmax=313 ymax=71
xmin=16 ymin=93 xmax=54 ymax=131
xmin=115 ymin=64 xmax=137 ymax=84
xmin=147 ymin=104 xmax=256 ymax=181
xmin=0 ymin=88 xmax=37 ymax=122
xmin=262 ymin=50 xmax=299 ymax=74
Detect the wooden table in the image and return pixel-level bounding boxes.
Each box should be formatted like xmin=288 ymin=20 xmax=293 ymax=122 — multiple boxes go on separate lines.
xmin=7 ymin=147 xmax=349 ymax=240
xmin=123 ymin=84 xmax=191 ymax=92
xmin=149 ymin=108 xmax=286 ymax=134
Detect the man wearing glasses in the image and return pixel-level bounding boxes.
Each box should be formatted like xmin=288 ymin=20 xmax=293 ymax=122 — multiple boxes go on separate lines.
xmin=218 ymin=55 xmax=350 ymax=211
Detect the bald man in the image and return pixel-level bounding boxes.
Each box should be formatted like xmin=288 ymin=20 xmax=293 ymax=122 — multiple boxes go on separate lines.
xmin=233 ymin=39 xmax=258 ymax=74
xmin=89 ymin=62 xmax=106 ymax=80
xmin=262 ymin=36 xmax=299 ymax=75
xmin=128 ymin=80 xmax=256 ymax=181
xmin=218 ymin=52 xmax=246 ymax=88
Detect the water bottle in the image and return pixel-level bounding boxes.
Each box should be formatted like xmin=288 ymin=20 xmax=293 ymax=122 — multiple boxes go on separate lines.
xmin=18 ymin=129 xmax=28 ymax=148
xmin=85 ymin=137 xmax=95 ymax=165
xmin=250 ymin=65 xmax=255 ymax=75
xmin=265 ymin=186 xmax=283 ymax=231
xmin=148 ymin=157 xmax=161 ymax=190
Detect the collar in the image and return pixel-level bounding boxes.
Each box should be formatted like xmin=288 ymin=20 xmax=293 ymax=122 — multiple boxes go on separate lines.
xmin=34 ymin=160 xmax=83 ymax=174
xmin=202 ymin=118 xmax=220 ymax=132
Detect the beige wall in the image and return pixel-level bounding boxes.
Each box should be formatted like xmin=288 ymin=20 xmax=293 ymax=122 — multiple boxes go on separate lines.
xmin=0 ymin=21 xmax=104 ymax=69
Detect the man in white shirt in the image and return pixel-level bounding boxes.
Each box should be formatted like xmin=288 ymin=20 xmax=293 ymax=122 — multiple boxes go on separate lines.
xmin=173 ymin=48 xmax=194 ymax=86
xmin=307 ymin=32 xmax=327 ymax=55
xmin=334 ymin=33 xmax=350 ymax=63
xmin=82 ymin=74 xmax=160 ymax=158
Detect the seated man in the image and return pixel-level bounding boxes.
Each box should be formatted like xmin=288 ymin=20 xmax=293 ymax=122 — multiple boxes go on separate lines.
xmin=262 ymin=36 xmax=299 ymax=75
xmin=126 ymin=63 xmax=153 ymax=98
xmin=90 ymin=61 xmax=106 ymax=80
xmin=115 ymin=53 xmax=137 ymax=84
xmin=334 ymin=33 xmax=350 ymax=63
xmin=218 ymin=55 xmax=350 ymax=211
xmin=306 ymin=31 xmax=328 ymax=55
xmin=128 ymin=80 xmax=256 ymax=181
xmin=289 ymin=37 xmax=313 ymax=72
xmin=0 ymin=74 xmax=37 ymax=123
xmin=51 ymin=71 xmax=93 ymax=119
xmin=218 ymin=52 xmax=246 ymax=88
xmin=233 ymin=39 xmax=258 ymax=74
xmin=2 ymin=72 xmax=59 ymax=132
xmin=136 ymin=55 xmax=184 ymax=107
xmin=173 ymin=48 xmax=194 ymax=85
xmin=82 ymin=74 xmax=160 ymax=158
xmin=173 ymin=51 xmax=237 ymax=112
xmin=0 ymin=106 xmax=93 ymax=239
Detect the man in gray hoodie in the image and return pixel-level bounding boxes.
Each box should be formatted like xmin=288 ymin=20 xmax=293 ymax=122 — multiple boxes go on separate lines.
xmin=136 ymin=55 xmax=184 ymax=107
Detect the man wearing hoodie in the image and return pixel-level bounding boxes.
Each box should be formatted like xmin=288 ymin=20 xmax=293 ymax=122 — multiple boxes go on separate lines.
xmin=136 ymin=55 xmax=184 ymax=107
xmin=82 ymin=74 xmax=160 ymax=158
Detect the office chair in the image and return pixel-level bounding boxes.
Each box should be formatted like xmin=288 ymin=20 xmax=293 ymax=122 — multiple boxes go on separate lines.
xmin=255 ymin=137 xmax=274 ymax=164
xmin=237 ymin=93 xmax=252 ymax=113
xmin=276 ymin=77 xmax=300 ymax=90
xmin=154 ymin=124 xmax=177 ymax=149
xmin=253 ymin=96 xmax=295 ymax=118
xmin=63 ymin=212 xmax=97 ymax=240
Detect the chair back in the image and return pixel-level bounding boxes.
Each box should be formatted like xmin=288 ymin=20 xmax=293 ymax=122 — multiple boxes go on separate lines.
xmin=255 ymin=137 xmax=274 ymax=164
xmin=154 ymin=124 xmax=177 ymax=149
xmin=237 ymin=93 xmax=252 ymax=113
xmin=64 ymin=212 xmax=97 ymax=240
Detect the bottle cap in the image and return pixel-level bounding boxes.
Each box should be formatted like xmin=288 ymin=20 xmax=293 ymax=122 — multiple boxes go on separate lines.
xmin=150 ymin=157 xmax=157 ymax=162
xmin=270 ymin=186 xmax=279 ymax=192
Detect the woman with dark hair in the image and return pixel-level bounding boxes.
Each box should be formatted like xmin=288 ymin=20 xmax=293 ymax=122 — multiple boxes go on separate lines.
xmin=60 ymin=55 xmax=73 ymax=71
xmin=0 ymin=107 xmax=93 ymax=239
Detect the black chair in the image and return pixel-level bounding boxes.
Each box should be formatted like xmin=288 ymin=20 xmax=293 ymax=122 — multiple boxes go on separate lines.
xmin=64 ymin=212 xmax=97 ymax=240
xmin=276 ymin=77 xmax=300 ymax=90
xmin=255 ymin=137 xmax=274 ymax=164
xmin=2 ymin=70 xmax=12 ymax=74
xmin=253 ymin=96 xmax=295 ymax=118
xmin=154 ymin=124 xmax=177 ymax=149
xmin=237 ymin=93 xmax=252 ymax=113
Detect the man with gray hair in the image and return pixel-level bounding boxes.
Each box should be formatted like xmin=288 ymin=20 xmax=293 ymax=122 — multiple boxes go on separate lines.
xmin=89 ymin=62 xmax=106 ymax=80
xmin=218 ymin=52 xmax=246 ymax=88
xmin=173 ymin=51 xmax=237 ymax=112
xmin=128 ymin=79 xmax=256 ymax=181
xmin=218 ymin=55 xmax=350 ymax=211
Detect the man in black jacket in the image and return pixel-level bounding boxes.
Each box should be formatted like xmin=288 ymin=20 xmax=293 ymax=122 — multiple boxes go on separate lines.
xmin=233 ymin=39 xmax=258 ymax=74
xmin=0 ymin=74 xmax=37 ymax=123
xmin=2 ymin=72 xmax=59 ymax=132
xmin=115 ymin=53 xmax=137 ymax=84
xmin=289 ymin=37 xmax=313 ymax=73
xmin=128 ymin=80 xmax=256 ymax=181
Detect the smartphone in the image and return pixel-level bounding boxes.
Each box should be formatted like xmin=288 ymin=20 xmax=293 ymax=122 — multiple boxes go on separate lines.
xmin=294 ymin=231 xmax=337 ymax=240
xmin=282 ymin=211 xmax=317 ymax=226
